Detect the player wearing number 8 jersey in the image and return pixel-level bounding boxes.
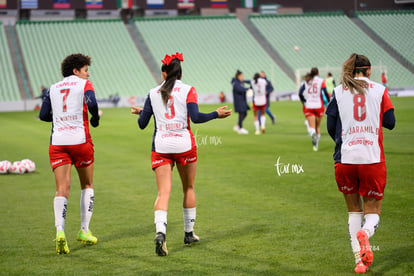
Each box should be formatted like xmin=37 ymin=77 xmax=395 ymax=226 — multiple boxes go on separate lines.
xmin=325 ymin=54 xmax=395 ymax=273
xmin=131 ymin=53 xmax=231 ymax=256
xmin=39 ymin=54 xmax=100 ymax=254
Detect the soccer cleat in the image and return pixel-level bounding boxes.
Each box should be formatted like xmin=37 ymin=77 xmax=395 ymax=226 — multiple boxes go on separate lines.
xmin=357 ymin=230 xmax=373 ymax=267
xmin=233 ymin=125 xmax=240 ymax=132
xmin=184 ymin=231 xmax=200 ymax=245
xmin=238 ymin=128 xmax=249 ymax=135
xmin=77 ymin=229 xmax=98 ymax=245
xmin=261 ymin=127 xmax=266 ymax=134
xmin=354 ymin=261 xmax=369 ymax=273
xmin=154 ymin=232 xmax=168 ymax=256
xmin=255 ymin=130 xmax=260 ymax=135
xmin=311 ymin=132 xmax=318 ymax=146
xmin=313 ymin=145 xmax=318 ymax=152
xmin=56 ymin=231 xmax=70 ymax=254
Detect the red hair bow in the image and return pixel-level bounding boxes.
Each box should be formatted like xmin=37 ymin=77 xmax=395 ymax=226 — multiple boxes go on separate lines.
xmin=161 ymin=52 xmax=184 ymax=66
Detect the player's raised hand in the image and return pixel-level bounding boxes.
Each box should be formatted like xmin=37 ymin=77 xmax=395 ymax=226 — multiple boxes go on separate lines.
xmin=131 ymin=106 xmax=143 ymax=115
xmin=216 ymin=106 xmax=232 ymax=118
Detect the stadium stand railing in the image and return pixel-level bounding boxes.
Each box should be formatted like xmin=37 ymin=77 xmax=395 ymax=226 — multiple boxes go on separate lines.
xmin=135 ymin=16 xmax=297 ymax=95
xmin=15 ymin=19 xmax=156 ymax=99
xmin=249 ymin=12 xmax=414 ymax=89
xmin=356 ymin=10 xmax=414 ymax=67
xmin=0 ymin=22 xmax=21 ymax=102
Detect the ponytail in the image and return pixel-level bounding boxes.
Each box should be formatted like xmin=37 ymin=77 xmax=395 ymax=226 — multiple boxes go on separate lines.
xmin=159 ymin=53 xmax=183 ymax=105
xmin=253 ymin=73 xmax=260 ymax=84
xmin=341 ymin=53 xmax=371 ymax=95
xmin=304 ymin=67 xmax=319 ymax=82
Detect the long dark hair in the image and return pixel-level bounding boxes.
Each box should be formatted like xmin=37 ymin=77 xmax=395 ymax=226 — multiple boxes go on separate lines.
xmin=160 ymin=58 xmax=182 ymax=105
xmin=342 ymin=53 xmax=371 ymax=95
xmin=235 ymin=70 xmax=243 ymax=79
xmin=304 ymin=67 xmax=318 ymax=82
xmin=253 ymin=73 xmax=260 ymax=84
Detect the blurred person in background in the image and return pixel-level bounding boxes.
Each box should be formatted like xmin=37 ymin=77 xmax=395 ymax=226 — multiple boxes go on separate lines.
xmin=231 ymin=70 xmax=250 ymax=134
xmin=250 ymin=73 xmax=268 ymax=134
xmin=259 ymin=71 xmax=276 ymax=124
xmin=299 ymin=67 xmax=330 ymax=151
xmin=325 ymin=72 xmax=336 ymax=97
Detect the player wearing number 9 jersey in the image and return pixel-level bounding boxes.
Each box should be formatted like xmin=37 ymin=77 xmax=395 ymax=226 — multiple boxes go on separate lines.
xmin=131 ymin=52 xmax=232 ymax=256
xmin=39 ymin=53 xmax=100 ymax=254
xmin=325 ymin=54 xmax=395 ymax=273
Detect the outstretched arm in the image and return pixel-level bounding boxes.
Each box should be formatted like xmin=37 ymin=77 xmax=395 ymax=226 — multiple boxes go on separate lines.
xmin=131 ymin=95 xmax=153 ymax=129
xmin=187 ymin=103 xmax=232 ymax=123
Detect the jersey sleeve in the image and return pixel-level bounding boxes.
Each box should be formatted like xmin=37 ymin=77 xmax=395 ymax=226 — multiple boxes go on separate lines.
xmin=39 ymin=89 xmax=53 ymax=122
xmin=186 ymin=87 xmax=198 ymax=104
xmin=298 ymin=83 xmax=306 ymax=104
xmin=138 ymin=94 xmax=153 ymax=129
xmin=381 ymin=88 xmax=394 ymax=113
xmin=84 ymin=80 xmax=95 ymax=93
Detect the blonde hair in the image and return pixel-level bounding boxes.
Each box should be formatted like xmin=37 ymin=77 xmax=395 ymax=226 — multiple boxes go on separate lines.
xmin=341 ymin=53 xmax=371 ymax=95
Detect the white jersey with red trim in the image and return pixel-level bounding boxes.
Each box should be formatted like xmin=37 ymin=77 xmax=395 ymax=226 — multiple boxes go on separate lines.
xmin=49 ymin=75 xmax=94 ymax=145
xmin=303 ymin=76 xmax=326 ymax=109
xmin=334 ymin=77 xmax=394 ymax=164
xmin=149 ymin=80 xmax=197 ymax=154
xmin=251 ymin=78 xmax=267 ymax=106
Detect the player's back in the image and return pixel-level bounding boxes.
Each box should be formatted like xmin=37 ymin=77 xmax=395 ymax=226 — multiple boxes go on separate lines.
xmin=149 ymin=80 xmax=196 ymax=154
xmin=334 ymin=77 xmax=389 ymax=164
xmin=304 ymin=76 xmax=325 ymax=109
xmin=49 ymin=75 xmax=91 ymax=145
xmin=251 ymin=78 xmax=267 ymax=106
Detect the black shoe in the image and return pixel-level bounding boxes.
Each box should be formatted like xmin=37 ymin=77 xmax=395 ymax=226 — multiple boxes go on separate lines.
xmin=154 ymin=232 xmax=168 ymax=256
xmin=184 ymin=231 xmax=200 ymax=245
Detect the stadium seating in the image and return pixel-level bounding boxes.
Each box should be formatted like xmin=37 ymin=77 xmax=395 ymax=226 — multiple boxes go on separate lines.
xmin=135 ymin=16 xmax=297 ymax=94
xmin=357 ymin=10 xmax=414 ymax=66
xmin=0 ymin=22 xmax=20 ymax=101
xmin=1 ymin=12 xmax=413 ymax=104
xmin=16 ymin=19 xmax=156 ymax=99
xmin=250 ymin=13 xmax=414 ymax=88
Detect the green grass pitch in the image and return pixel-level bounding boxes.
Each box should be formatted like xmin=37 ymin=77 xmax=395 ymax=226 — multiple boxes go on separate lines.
xmin=0 ymin=98 xmax=413 ymax=275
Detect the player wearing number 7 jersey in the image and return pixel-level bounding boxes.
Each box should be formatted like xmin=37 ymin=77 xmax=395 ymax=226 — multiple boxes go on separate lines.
xmin=325 ymin=54 xmax=395 ymax=273
xmin=131 ymin=52 xmax=232 ymax=256
xmin=39 ymin=54 xmax=100 ymax=254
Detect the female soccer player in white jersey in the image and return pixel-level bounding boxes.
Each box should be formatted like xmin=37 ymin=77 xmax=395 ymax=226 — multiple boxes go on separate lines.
xmin=250 ymin=73 xmax=268 ymax=134
xmin=298 ymin=67 xmax=330 ymax=151
xmin=39 ymin=53 xmax=100 ymax=254
xmin=131 ymin=52 xmax=232 ymax=256
xmin=325 ymin=54 xmax=395 ymax=273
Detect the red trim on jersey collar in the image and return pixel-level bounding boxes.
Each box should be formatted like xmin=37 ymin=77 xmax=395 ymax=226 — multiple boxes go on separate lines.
xmin=161 ymin=52 xmax=184 ymax=66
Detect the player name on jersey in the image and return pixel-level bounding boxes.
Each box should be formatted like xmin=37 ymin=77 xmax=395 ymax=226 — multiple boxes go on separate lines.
xmin=158 ymin=122 xmax=186 ymax=131
xmin=345 ymin=125 xmax=378 ymax=135
xmin=59 ymin=115 xmax=78 ymax=122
